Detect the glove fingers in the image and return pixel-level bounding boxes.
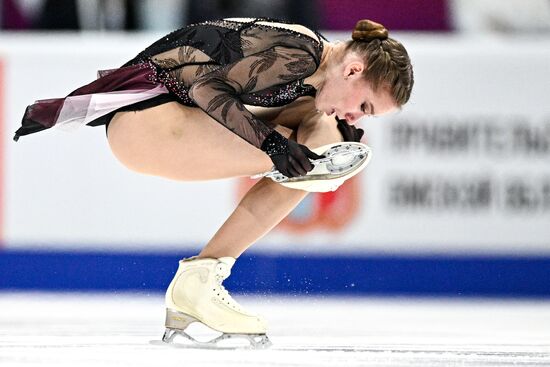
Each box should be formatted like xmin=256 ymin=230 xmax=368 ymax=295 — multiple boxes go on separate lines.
xmin=307 ymin=150 xmax=324 ymax=160
xmin=289 ymin=156 xmax=308 ymax=176
xmin=336 ymin=122 xmax=346 ymax=136
xmin=336 ymin=116 xmax=365 ymax=142
xmin=336 ymin=117 xmax=350 ymax=136
xmin=286 ymin=164 xmax=301 ymax=178
xmin=278 ymin=166 xmax=291 ymax=178
xmin=298 ymin=155 xmax=313 ymax=173
xmin=357 ymin=128 xmax=365 ymax=141
xmin=302 ymin=146 xmax=323 ymax=161
xmin=336 ymin=117 xmax=347 ymax=127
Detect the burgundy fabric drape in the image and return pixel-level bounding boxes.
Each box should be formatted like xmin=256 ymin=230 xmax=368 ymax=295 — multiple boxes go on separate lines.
xmin=14 ymin=63 xmax=166 ymax=141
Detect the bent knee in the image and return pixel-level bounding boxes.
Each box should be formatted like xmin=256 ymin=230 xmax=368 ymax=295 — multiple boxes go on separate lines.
xmin=296 ymin=114 xmax=343 ymax=148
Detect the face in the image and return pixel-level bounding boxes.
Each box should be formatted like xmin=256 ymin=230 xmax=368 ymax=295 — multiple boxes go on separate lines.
xmin=315 ymin=61 xmax=398 ymax=124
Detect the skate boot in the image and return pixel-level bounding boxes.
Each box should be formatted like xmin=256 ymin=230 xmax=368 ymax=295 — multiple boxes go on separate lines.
xmin=252 ymin=142 xmax=372 ymax=192
xmin=162 ymin=256 xmax=271 ymax=349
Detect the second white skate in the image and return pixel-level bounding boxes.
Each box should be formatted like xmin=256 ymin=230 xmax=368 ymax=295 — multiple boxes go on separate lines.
xmin=160 ymin=256 xmax=271 ymax=349
xmin=252 ymin=142 xmax=372 ymax=192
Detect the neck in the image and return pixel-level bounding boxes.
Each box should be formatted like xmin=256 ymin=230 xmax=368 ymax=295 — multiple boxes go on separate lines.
xmin=304 ymin=41 xmax=341 ymax=89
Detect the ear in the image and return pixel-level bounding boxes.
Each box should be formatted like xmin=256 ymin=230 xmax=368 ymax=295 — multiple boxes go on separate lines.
xmin=343 ymin=61 xmax=365 ymax=79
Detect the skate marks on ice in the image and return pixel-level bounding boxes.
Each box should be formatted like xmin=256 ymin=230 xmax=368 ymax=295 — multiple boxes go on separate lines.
xmin=149 ymin=320 xmax=546 ymax=356
xmin=147 ymin=295 xmax=550 ymax=365
xmin=268 ymin=340 xmax=550 ymax=360
xmin=149 ymin=332 xmax=550 ymax=364
xmin=1 ymin=293 xmax=550 ymax=366
xmin=151 ymin=337 xmax=550 ymax=363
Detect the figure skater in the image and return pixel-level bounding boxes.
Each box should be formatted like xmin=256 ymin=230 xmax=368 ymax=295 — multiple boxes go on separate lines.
xmin=14 ymin=18 xmax=413 ymax=348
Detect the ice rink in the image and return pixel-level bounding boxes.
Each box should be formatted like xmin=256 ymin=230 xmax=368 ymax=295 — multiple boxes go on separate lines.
xmin=1 ymin=293 xmax=549 ymax=367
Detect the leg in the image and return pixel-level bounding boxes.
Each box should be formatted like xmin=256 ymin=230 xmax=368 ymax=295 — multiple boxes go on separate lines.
xmin=198 ymin=177 xmax=308 ymax=258
xmin=107 ymin=101 xmax=342 ymax=258
xmin=106 ymin=101 xmax=276 ymax=180
xmin=198 ymin=113 xmax=343 ymax=258
xmin=106 ymin=97 xmax=317 ymax=180
xmin=157 ymin=109 xmax=341 ymax=346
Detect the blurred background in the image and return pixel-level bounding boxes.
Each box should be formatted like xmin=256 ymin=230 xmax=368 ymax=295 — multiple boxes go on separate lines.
xmin=0 ymin=0 xmax=549 ymax=297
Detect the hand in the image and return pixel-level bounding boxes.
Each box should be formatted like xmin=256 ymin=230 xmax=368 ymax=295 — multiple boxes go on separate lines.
xmin=270 ymin=140 xmax=323 ymax=178
xmin=336 ymin=117 xmax=364 ymax=142
xmin=261 ymin=131 xmax=323 ymax=178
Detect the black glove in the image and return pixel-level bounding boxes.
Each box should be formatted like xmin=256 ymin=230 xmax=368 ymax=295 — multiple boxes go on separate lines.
xmin=261 ymin=131 xmax=323 ymax=178
xmin=336 ymin=117 xmax=364 ymax=142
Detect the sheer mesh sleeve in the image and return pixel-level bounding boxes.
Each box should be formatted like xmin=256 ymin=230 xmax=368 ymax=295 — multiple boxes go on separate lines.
xmin=188 ymin=46 xmax=317 ymax=149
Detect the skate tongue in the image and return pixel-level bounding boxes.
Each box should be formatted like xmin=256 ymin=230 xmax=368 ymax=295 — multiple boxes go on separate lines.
xmin=215 ymin=257 xmax=236 ymax=280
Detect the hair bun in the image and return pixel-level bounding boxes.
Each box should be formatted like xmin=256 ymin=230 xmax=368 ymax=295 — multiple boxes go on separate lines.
xmin=352 ymin=19 xmax=388 ymax=42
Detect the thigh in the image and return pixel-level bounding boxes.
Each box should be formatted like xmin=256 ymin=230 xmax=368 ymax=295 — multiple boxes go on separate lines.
xmin=107 ymin=102 xmax=276 ymax=180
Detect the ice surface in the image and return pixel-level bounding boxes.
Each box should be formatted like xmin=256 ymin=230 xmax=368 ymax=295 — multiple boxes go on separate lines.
xmin=0 ymin=293 xmax=549 ymax=366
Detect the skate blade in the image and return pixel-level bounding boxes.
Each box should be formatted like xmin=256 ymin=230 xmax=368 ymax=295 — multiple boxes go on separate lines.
xmin=155 ymin=327 xmax=272 ymax=350
xmin=159 ymin=308 xmax=272 ymax=349
xmin=252 ymin=142 xmax=372 ymax=184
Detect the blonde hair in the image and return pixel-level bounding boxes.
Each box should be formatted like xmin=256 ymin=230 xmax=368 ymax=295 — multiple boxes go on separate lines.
xmin=347 ymin=19 xmax=414 ymax=105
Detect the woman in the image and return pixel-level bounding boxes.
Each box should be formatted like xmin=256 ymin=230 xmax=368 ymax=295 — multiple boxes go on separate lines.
xmin=14 ymin=18 xmax=413 ymax=347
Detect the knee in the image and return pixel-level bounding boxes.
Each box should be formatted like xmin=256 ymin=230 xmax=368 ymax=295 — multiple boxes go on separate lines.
xmin=296 ymin=116 xmax=343 ymax=148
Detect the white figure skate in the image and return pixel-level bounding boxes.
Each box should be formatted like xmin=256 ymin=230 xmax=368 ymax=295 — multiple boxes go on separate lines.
xmin=252 ymin=142 xmax=372 ymax=192
xmin=161 ymin=256 xmax=271 ymax=349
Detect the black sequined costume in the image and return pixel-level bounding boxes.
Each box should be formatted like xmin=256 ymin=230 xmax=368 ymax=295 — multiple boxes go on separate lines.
xmin=14 ymin=18 xmax=326 ymax=152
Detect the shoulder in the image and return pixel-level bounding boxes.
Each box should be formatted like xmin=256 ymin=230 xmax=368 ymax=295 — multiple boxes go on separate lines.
xmin=247 ymin=19 xmax=324 ymax=65
xmin=254 ymin=19 xmax=322 ymax=44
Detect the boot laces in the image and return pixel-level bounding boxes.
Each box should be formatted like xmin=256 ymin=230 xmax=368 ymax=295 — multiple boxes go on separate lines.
xmin=214 ymin=264 xmax=244 ymax=312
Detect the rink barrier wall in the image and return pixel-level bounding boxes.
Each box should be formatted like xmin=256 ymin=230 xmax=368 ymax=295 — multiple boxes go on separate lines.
xmin=1 ymin=249 xmax=549 ymax=297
